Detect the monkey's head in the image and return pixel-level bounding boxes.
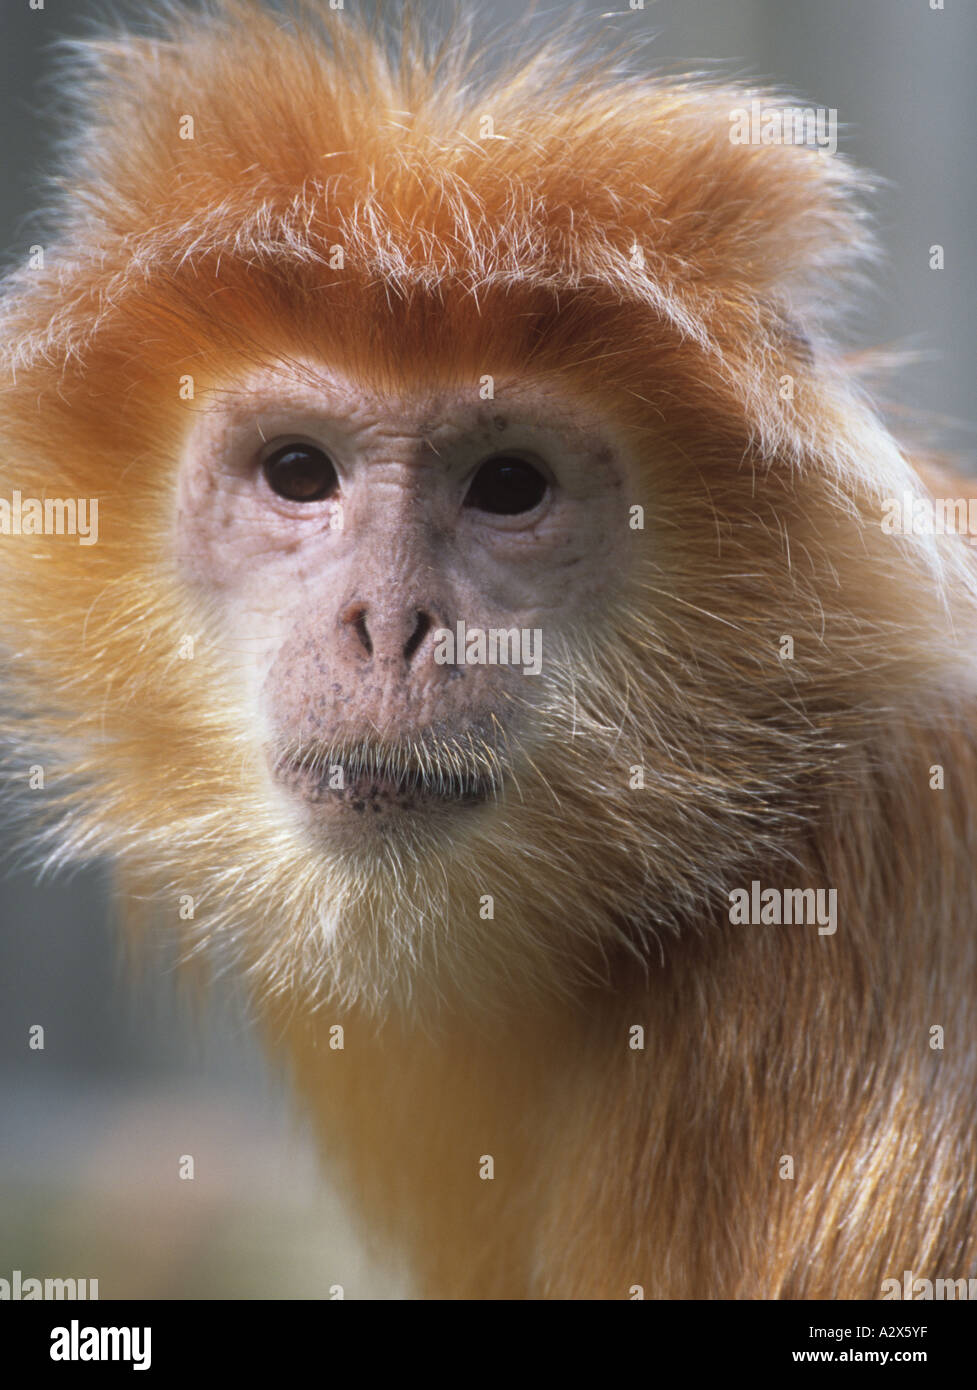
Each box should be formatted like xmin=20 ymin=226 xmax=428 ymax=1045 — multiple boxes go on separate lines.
xmin=3 ymin=1 xmax=974 ymax=1018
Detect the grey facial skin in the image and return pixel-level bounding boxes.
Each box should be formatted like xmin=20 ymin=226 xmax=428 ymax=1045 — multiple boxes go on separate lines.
xmin=176 ymin=362 xmax=632 ymax=841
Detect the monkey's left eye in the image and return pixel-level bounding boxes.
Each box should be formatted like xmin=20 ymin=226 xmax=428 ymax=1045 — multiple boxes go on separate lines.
xmin=262 ymin=443 xmax=339 ymax=502
xmin=464 ymin=456 xmax=548 ymax=515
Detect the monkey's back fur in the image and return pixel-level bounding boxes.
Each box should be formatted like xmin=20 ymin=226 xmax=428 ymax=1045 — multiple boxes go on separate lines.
xmin=1 ymin=0 xmax=976 ymax=1298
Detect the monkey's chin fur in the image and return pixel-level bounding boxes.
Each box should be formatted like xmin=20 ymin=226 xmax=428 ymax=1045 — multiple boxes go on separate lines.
xmin=243 ymin=694 xmax=663 ymax=1021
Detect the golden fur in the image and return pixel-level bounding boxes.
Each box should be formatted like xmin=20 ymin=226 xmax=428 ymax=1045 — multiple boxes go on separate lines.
xmin=1 ymin=0 xmax=976 ymax=1297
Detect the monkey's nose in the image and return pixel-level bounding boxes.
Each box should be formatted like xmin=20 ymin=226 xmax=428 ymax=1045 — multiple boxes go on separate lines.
xmin=340 ymin=603 xmax=434 ymax=665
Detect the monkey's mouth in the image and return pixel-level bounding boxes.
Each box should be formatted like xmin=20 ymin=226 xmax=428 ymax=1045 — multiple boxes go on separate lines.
xmin=272 ymin=735 xmax=506 ymax=815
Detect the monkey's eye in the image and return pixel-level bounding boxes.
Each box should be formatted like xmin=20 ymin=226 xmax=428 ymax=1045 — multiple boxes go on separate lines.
xmin=262 ymin=443 xmax=339 ymax=502
xmin=464 ymin=456 xmax=548 ymax=515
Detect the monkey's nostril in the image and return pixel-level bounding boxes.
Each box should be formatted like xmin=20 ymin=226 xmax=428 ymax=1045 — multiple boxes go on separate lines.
xmin=404 ymin=610 xmax=432 ymax=663
xmin=353 ymin=611 xmax=373 ymax=657
xmin=341 ymin=604 xmax=373 ymax=657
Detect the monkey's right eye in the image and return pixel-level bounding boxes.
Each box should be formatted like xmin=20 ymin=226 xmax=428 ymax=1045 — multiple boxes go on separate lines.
xmin=262 ymin=443 xmax=339 ymax=502
xmin=464 ymin=456 xmax=548 ymax=515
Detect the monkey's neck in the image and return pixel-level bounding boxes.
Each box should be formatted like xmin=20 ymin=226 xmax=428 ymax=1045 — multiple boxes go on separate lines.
xmin=270 ymin=915 xmax=974 ymax=1302
xmin=264 ymin=729 xmax=977 ymax=1299
xmin=272 ymin=1001 xmax=576 ymax=1298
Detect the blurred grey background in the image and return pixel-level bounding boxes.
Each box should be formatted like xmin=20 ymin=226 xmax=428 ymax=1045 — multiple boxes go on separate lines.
xmin=1 ymin=0 xmax=974 ymax=1299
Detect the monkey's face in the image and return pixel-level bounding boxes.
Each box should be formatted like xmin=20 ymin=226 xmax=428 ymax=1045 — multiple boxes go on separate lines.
xmin=176 ymin=362 xmax=630 ymax=857
xmin=165 ymin=347 xmax=890 ymax=1017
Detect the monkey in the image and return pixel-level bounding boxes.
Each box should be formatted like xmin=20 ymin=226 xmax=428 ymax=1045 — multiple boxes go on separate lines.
xmin=1 ymin=0 xmax=976 ymax=1301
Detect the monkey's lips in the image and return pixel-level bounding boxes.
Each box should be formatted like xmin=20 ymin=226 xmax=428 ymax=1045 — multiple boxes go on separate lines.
xmin=273 ymin=748 xmax=498 ymax=818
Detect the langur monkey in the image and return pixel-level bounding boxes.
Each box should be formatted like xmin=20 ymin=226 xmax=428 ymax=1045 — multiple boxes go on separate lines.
xmin=1 ymin=0 xmax=976 ymax=1300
